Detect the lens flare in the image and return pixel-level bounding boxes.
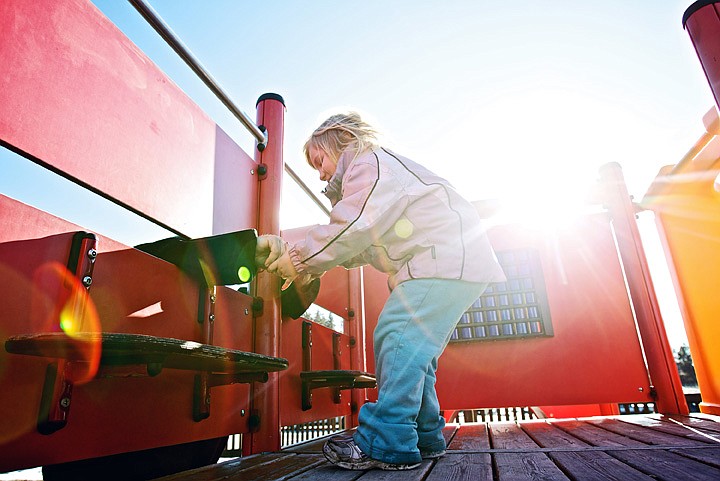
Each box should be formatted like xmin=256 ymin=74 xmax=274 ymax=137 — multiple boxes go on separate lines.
xmin=394 ymin=218 xmax=414 ymax=239
xmin=33 ymin=262 xmax=102 ymax=384
xmin=238 ymin=265 xmax=251 ymax=283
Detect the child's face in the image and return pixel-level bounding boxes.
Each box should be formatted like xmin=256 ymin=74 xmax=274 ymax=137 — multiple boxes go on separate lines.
xmin=308 ymin=144 xmax=337 ymax=182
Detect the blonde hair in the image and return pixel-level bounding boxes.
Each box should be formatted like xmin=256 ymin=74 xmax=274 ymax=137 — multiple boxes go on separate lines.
xmin=304 ymin=112 xmax=378 ymax=166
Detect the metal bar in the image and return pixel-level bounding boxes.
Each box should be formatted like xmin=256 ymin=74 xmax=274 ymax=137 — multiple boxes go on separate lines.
xmin=285 ymin=164 xmax=331 ymax=217
xmin=129 ymin=0 xmax=332 ymax=218
xmin=128 ymin=0 xmax=268 ymax=150
xmin=599 ymin=162 xmax=689 ymax=415
xmin=129 ymin=0 xmax=331 ymax=217
xmin=669 ymin=130 xmax=714 ymax=174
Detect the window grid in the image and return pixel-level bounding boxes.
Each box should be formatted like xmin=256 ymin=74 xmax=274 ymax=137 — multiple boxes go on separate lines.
xmin=450 ymin=248 xmax=553 ymax=342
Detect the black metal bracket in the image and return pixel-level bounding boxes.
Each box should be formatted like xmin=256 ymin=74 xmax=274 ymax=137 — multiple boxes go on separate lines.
xmin=299 ymin=321 xmax=375 ymax=410
xmin=37 ymin=232 xmax=97 ymax=435
xmin=300 ymin=371 xmax=376 ymax=411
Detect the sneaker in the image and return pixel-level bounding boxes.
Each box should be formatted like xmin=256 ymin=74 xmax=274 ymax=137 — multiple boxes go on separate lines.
xmin=323 ymin=435 xmax=421 ymax=471
xmin=420 ymin=448 xmax=446 ymax=459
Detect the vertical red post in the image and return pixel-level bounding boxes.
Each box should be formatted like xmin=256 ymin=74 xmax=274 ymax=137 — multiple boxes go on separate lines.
xmin=599 ymin=163 xmax=688 ymax=415
xmin=348 ymin=268 xmax=368 ymax=427
xmin=684 ymin=1 xmax=720 ymax=113
xmin=250 ymin=93 xmax=285 ymax=453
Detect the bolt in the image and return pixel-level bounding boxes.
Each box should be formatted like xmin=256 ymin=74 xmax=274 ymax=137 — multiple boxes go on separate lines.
xmin=87 ymin=249 xmax=97 ymax=259
xmin=257 ymin=164 xmax=268 ymax=176
xmin=82 ymin=276 xmax=92 ymax=287
xmin=638 ymin=387 xmax=644 ymax=392
xmin=241 ymin=409 xmax=246 ymax=416
xmin=244 ymin=308 xmax=249 ymax=315
xmin=210 ymin=295 xmax=216 ymax=303
xmin=250 ymin=169 xmax=255 ymax=175
xmin=206 ymin=396 xmax=211 ymax=405
xmin=209 ymin=314 xmax=215 ymax=322
xmin=60 ymin=397 xmax=71 ymax=408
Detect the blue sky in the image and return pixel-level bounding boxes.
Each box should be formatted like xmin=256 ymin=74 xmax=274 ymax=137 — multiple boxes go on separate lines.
xmin=85 ymin=0 xmax=712 ymax=229
xmin=1 ymin=0 xmax=710 ymax=347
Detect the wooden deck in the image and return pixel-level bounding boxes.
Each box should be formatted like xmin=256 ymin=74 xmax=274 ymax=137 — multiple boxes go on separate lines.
xmin=159 ymin=414 xmax=720 ymax=481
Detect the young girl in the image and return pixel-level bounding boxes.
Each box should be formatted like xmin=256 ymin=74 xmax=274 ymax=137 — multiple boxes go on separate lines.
xmin=257 ymin=112 xmax=505 ymax=470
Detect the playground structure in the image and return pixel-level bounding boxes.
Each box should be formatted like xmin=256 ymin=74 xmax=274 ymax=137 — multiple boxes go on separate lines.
xmin=1 ymin=0 xmax=719 ymax=479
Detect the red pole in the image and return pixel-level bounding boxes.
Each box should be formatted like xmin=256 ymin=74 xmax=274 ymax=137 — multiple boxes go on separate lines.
xmin=684 ymin=1 xmax=720 ymax=113
xmin=599 ymin=163 xmax=688 ymax=415
xmin=250 ymin=93 xmax=285 ymax=453
xmin=348 ymin=267 xmax=368 ymax=428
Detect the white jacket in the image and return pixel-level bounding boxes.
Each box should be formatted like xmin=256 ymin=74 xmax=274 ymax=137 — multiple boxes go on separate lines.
xmin=288 ymin=147 xmax=506 ymax=288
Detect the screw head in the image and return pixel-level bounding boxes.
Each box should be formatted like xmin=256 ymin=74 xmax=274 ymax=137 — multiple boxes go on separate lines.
xmin=87 ymin=249 xmax=97 ymax=259
xmin=60 ymin=397 xmax=71 ymax=408
xmin=82 ymin=276 xmax=93 ymax=287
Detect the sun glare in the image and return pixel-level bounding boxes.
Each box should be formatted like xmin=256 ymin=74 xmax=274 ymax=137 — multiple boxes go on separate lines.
xmin=454 ymin=87 xmax=643 ymax=228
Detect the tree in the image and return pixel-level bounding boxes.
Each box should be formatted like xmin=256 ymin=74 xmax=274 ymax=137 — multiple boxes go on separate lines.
xmin=302 ymin=307 xmax=343 ymax=332
xmin=674 ymin=344 xmax=698 ymax=387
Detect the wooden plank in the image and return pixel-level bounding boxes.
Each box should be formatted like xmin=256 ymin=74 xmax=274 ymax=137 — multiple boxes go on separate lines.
xmin=448 ymin=423 xmax=490 ymax=450
xmin=587 ymin=417 xmax=712 ymax=446
xmin=551 ymin=420 xmax=720 ymax=481
xmin=652 ymin=413 xmax=720 ymax=434
xmin=490 ymin=422 xmax=569 ymax=480
xmin=425 ymin=424 xmax=492 ymax=481
xmin=522 ymin=420 xmax=656 ymax=480
xmin=157 ymin=453 xmax=289 ymax=480
xmin=159 ymin=453 xmax=326 ymax=481
xmin=5 ymin=332 xmax=288 ymax=374
xmin=614 ymin=415 xmax=720 ymax=443
xmin=425 ymin=454 xmax=492 ymax=481
xmin=289 ymin=464 xmax=365 ymax=480
xmin=442 ymin=424 xmax=459 ymax=447
xmin=356 ymin=460 xmax=433 ymax=481
xmin=688 ymin=413 xmax=720 ymax=426
xmin=670 ymin=446 xmax=720 ymax=469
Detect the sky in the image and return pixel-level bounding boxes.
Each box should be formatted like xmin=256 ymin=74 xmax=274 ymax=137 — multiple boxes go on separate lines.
xmin=1 ymin=0 xmax=713 ymax=348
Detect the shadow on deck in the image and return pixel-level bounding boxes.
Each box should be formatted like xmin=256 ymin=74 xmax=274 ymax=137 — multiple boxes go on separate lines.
xmin=158 ymin=414 xmax=720 ymax=480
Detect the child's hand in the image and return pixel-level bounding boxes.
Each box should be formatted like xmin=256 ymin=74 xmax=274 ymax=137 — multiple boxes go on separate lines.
xmin=266 ymin=250 xmax=299 ymax=289
xmin=255 ymin=234 xmax=285 ymax=270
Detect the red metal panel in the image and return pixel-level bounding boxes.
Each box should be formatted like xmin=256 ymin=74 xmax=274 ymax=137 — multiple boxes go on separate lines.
xmin=212 ymin=126 xmax=258 ymax=234
xmin=361 ymin=213 xmax=654 ymax=409
xmin=0 ymin=0 xmax=256 ymax=237
xmin=0 ymin=196 xmax=254 ymax=472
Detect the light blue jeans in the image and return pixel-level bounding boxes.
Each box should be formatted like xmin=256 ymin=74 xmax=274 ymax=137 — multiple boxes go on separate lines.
xmin=353 ymin=278 xmax=488 ymax=464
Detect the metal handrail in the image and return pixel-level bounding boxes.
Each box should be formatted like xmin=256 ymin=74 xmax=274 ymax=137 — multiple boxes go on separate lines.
xmin=128 ymin=0 xmax=268 ymax=151
xmin=129 ymin=0 xmax=331 ymax=218
xmin=285 ymin=164 xmax=331 ymax=217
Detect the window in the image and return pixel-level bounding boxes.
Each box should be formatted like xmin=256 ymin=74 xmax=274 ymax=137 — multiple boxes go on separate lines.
xmin=450 ymin=248 xmax=553 ymax=342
